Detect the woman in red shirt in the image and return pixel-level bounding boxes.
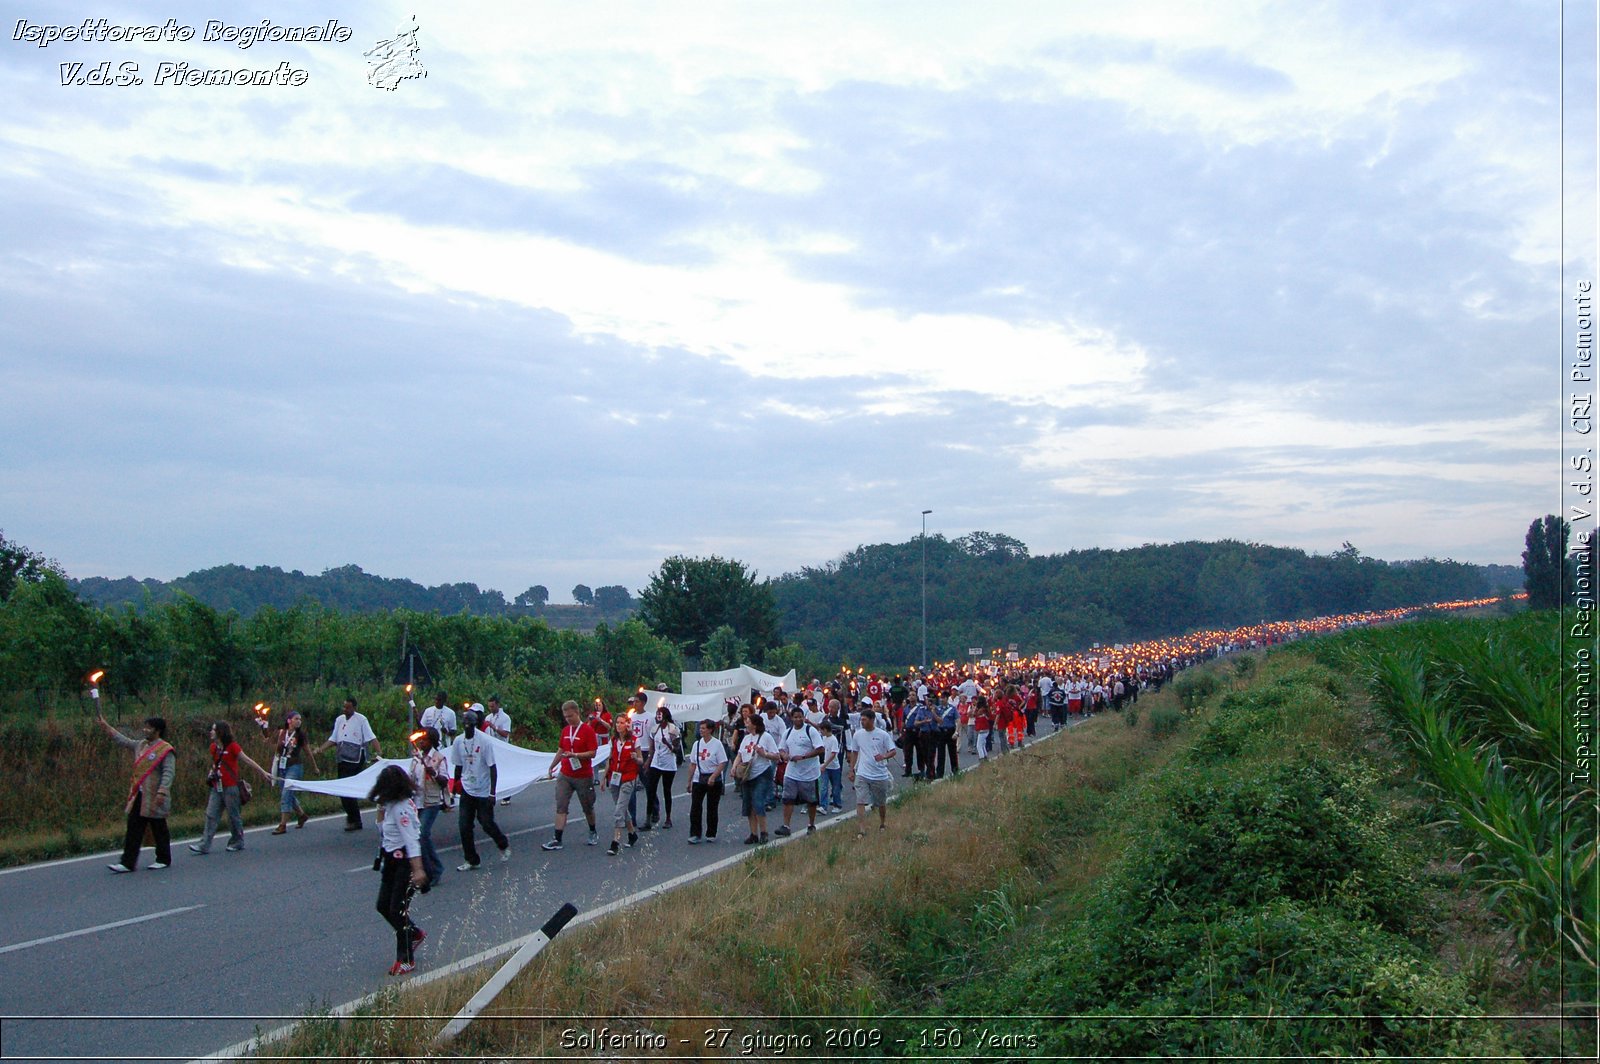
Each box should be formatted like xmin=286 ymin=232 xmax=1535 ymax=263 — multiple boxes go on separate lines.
xmin=603 ymin=723 xmax=643 ymax=855
xmin=189 ymin=721 xmax=271 ymax=855
xmin=973 ymin=695 xmax=994 ymax=760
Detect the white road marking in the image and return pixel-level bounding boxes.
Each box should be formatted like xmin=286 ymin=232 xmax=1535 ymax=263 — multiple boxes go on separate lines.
xmin=0 ymin=905 xmax=205 ymax=956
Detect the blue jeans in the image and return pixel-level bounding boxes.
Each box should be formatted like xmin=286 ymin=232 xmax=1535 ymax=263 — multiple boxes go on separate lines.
xmin=417 ymin=803 xmax=444 ymax=884
xmin=277 ymin=763 xmax=305 ymax=814
xmin=743 ymin=770 xmax=774 ymax=818
xmin=819 ymin=766 xmax=843 ymax=808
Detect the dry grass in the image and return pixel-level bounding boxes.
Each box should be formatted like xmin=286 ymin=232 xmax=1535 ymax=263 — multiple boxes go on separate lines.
xmin=260 ymin=694 xmax=1191 ymax=1061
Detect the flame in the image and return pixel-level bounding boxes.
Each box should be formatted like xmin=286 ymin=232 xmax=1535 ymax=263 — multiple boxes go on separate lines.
xmin=87 ymin=670 xmax=104 ymax=684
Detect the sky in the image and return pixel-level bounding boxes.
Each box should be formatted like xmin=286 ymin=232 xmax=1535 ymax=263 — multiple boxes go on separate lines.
xmin=1 ymin=1 xmax=1592 ymax=603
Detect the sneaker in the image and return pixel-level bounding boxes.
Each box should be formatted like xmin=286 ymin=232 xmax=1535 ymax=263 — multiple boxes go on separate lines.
xmin=188 ymin=844 xmax=208 ymax=855
xmin=107 ymin=863 xmax=133 ymax=874
xmin=500 ymin=846 xmax=512 ymax=862
xmin=662 ymin=820 xmax=673 ymax=830
xmin=410 ymin=927 xmax=426 ymax=950
xmin=541 ymin=839 xmax=564 ymax=851
xmin=688 ymin=835 xmax=702 ymax=845
xmin=627 ymin=832 xmax=638 ymax=847
xmin=149 ymin=861 xmax=168 ymax=870
xmin=607 ymin=842 xmax=620 ymax=856
xmin=759 ymin=832 xmax=769 ymax=844
xmin=499 ymin=797 xmax=511 ymax=805
xmin=587 ymin=831 xmax=598 ymax=846
xmin=705 ymin=834 xmax=717 ymax=842
xmin=773 ymin=825 xmax=792 ymax=838
xmin=743 ymin=834 xmax=759 ymax=845
xmin=344 ymin=823 xmax=363 ymax=832
xmin=225 ymin=843 xmax=244 ymax=852
xmin=456 ymin=861 xmax=478 ymax=871
xmin=807 ymin=825 xmax=816 ymax=834
xmin=387 ymin=961 xmax=415 ymax=976
xmin=638 ymin=822 xmax=652 ymax=832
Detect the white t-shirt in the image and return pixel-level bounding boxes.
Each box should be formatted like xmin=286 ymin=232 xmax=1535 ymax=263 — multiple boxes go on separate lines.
xmin=761 ymin=712 xmax=788 ymax=747
xmin=378 ymin=798 xmax=421 ymax=858
xmin=957 ymin=678 xmax=980 ymax=700
xmin=818 ymin=734 xmax=841 ymax=772
xmin=453 ymin=732 xmax=497 ymax=797
xmin=690 ymin=736 xmax=728 ymax=783
xmin=329 ymin=712 xmax=376 ymax=762
xmin=851 ymin=727 xmax=898 ymax=781
xmin=648 ymin=722 xmax=681 ymax=773
xmin=419 ymin=704 xmax=457 ymax=739
xmin=781 ymin=723 xmax=823 ymax=782
xmin=738 ymin=732 xmax=779 ymax=778
xmin=482 ymin=708 xmax=512 ymax=740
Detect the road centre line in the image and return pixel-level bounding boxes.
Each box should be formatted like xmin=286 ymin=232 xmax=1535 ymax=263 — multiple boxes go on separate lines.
xmin=0 ymin=905 xmax=205 ymax=956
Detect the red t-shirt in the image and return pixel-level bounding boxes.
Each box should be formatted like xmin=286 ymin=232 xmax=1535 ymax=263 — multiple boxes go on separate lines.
xmin=588 ymin=709 xmax=613 ymax=739
xmin=557 ymin=722 xmax=599 ymax=779
xmin=210 ymin=741 xmax=242 ymax=787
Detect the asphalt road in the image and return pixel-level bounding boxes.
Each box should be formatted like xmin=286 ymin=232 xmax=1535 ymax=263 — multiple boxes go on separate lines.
xmin=0 ymin=776 xmax=803 ymax=1063
xmin=0 ymin=724 xmax=1077 ymax=1063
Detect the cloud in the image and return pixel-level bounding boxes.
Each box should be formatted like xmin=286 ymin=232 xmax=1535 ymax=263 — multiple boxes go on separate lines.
xmin=0 ymin=0 xmax=1564 ymax=597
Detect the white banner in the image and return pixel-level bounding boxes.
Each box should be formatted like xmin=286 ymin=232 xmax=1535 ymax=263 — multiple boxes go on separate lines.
xmin=285 ymin=732 xmax=611 ymax=801
xmin=678 ymin=664 xmax=797 ymax=708
xmin=680 ymin=666 xmax=750 ymax=697
xmin=641 ymin=688 xmax=730 ymax=724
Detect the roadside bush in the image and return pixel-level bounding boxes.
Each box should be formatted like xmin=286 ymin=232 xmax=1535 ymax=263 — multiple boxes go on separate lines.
xmin=1122 ymin=753 xmax=1422 ymax=933
xmin=1017 ymin=900 xmax=1503 ymax=1058
xmin=1172 ymin=669 xmax=1222 ymax=712
xmin=1146 ymin=704 xmax=1180 ymax=739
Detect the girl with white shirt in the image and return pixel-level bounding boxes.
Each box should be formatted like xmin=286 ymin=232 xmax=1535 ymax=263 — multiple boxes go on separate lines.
xmin=368 ymin=765 xmax=426 ymax=976
xmin=645 ymin=707 xmax=683 ymax=829
xmin=685 ymin=718 xmax=729 ymax=843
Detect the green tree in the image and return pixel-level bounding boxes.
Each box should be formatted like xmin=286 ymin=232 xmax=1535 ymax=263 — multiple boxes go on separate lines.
xmin=0 ymin=529 xmax=63 ymax=602
xmin=1521 ymin=514 xmax=1569 ymax=609
xmin=699 ymin=624 xmax=748 ymax=670
xmin=515 ymin=585 xmax=549 ymax=608
xmin=637 ymin=555 xmax=779 ymax=659
xmin=572 ymin=584 xmax=595 ymax=607
xmin=593 ymin=585 xmax=633 ymax=612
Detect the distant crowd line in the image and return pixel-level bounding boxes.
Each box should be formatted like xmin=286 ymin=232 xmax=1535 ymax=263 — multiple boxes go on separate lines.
xmin=96 ymin=595 xmax=1505 ymax=974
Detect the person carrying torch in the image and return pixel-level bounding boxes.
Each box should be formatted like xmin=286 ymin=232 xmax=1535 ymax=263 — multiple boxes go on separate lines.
xmin=94 ymin=671 xmax=177 ymax=874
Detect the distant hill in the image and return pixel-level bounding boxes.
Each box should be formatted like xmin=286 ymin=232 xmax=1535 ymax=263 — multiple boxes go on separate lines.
xmin=67 ymin=538 xmax=1520 ymax=664
xmin=771 ymin=534 xmax=1519 ymax=665
xmin=71 ymin=564 xmax=634 ymax=629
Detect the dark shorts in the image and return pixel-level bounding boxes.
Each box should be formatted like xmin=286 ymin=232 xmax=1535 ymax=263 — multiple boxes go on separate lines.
xmin=781 ymin=777 xmax=819 ymax=805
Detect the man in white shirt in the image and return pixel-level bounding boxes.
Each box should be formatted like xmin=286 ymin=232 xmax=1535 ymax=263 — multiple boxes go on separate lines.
xmin=848 ymin=707 xmax=899 ymax=835
xmin=482 ymin=698 xmax=512 ymax=741
xmin=451 ymin=711 xmax=510 ymax=869
xmin=773 ymin=707 xmax=823 ymax=837
xmin=419 ymin=692 xmax=457 ymax=747
xmin=318 ymin=697 xmax=380 ymax=831
xmin=481 ymin=697 xmax=514 ymax=802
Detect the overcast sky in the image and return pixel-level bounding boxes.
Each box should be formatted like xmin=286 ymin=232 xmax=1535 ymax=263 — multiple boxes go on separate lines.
xmin=1 ymin=1 xmax=1591 ymax=602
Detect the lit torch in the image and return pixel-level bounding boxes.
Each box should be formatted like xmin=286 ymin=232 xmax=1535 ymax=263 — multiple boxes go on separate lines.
xmin=87 ymin=669 xmax=104 ymax=703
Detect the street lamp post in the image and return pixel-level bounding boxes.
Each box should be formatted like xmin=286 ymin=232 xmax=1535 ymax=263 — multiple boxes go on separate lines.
xmin=921 ymin=509 xmax=932 ymax=670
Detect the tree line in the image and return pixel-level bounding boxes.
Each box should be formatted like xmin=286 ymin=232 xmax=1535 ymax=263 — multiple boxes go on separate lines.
xmin=770 ymin=533 xmax=1519 ymax=666
xmin=71 ymin=563 xmax=637 ymax=617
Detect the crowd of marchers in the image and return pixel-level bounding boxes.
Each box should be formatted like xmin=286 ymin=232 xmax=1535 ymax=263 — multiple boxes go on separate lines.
xmin=96 ymin=598 xmax=1502 ymax=975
